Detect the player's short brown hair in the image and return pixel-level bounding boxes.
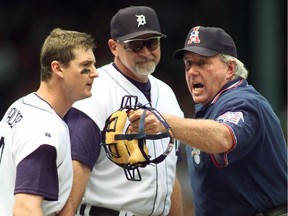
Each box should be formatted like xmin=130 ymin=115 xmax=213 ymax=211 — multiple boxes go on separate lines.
xmin=40 ymin=28 xmax=95 ymax=81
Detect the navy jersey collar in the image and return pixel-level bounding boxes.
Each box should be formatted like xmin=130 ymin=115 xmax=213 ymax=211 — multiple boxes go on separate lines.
xmin=211 ymin=78 xmax=245 ymax=104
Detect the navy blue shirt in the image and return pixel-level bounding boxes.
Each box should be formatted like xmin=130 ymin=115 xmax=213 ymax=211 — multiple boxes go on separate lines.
xmin=15 ymin=145 xmax=58 ymax=200
xmin=64 ymin=108 xmax=101 ymax=170
xmin=187 ymin=78 xmax=287 ymax=216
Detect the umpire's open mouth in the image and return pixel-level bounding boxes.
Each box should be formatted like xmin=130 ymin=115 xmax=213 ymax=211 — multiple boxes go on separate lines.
xmin=193 ymin=83 xmax=204 ymax=90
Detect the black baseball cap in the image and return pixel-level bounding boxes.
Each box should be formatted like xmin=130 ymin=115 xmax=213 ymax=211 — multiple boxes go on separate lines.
xmin=110 ymin=6 xmax=166 ymax=42
xmin=174 ymin=26 xmax=237 ymax=59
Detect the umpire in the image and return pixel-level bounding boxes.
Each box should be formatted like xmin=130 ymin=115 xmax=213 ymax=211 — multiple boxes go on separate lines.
xmin=129 ymin=26 xmax=287 ymax=216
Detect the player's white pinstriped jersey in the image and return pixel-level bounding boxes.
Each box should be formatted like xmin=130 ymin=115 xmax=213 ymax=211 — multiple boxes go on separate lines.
xmin=72 ymin=63 xmax=184 ymax=216
xmin=0 ymin=93 xmax=73 ymax=216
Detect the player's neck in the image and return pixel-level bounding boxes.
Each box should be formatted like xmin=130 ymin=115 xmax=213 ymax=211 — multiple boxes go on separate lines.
xmin=36 ymin=82 xmax=72 ymax=118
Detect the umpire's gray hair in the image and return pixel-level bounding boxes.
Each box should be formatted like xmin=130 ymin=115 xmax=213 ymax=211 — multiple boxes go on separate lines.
xmin=219 ymin=54 xmax=249 ymax=79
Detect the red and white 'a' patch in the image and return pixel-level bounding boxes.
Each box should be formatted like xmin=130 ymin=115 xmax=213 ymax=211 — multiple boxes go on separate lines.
xmin=217 ymin=112 xmax=244 ymax=125
xmin=188 ymin=26 xmax=201 ymax=44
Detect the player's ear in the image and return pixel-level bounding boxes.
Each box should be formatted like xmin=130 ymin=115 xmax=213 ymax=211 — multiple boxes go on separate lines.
xmin=108 ymin=39 xmax=118 ymax=56
xmin=51 ymin=60 xmax=64 ymax=78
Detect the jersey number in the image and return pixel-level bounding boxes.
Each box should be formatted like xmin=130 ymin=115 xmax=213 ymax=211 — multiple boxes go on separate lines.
xmin=0 ymin=136 xmax=4 ymax=165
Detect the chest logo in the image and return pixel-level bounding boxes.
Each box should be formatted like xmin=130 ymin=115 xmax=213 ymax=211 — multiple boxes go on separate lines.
xmin=191 ymin=148 xmax=201 ymax=164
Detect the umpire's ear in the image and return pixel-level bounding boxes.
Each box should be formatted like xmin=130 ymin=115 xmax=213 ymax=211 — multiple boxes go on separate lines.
xmin=51 ymin=60 xmax=64 ymax=78
xmin=226 ymin=60 xmax=236 ymax=80
xmin=108 ymin=39 xmax=119 ymax=57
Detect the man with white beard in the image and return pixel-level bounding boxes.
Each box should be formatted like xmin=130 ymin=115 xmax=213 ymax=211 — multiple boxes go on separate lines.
xmin=60 ymin=5 xmax=184 ymax=216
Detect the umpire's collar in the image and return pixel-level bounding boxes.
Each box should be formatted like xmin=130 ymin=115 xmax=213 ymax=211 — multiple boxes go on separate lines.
xmin=195 ymin=78 xmax=246 ymax=113
xmin=211 ymin=78 xmax=245 ymax=105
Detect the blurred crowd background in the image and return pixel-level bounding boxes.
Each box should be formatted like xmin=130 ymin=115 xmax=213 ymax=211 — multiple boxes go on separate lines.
xmin=0 ymin=0 xmax=286 ymax=215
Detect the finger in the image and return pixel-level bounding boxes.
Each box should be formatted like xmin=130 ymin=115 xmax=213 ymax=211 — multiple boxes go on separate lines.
xmin=128 ymin=110 xmax=141 ymax=122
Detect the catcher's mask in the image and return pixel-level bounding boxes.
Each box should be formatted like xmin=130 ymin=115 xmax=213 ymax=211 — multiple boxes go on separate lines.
xmin=101 ymin=95 xmax=174 ymax=181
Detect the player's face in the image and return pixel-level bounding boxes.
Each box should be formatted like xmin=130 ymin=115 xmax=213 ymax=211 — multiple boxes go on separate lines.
xmin=62 ymin=47 xmax=98 ymax=102
xmin=111 ymin=36 xmax=161 ymax=83
xmin=183 ymin=52 xmax=234 ymax=105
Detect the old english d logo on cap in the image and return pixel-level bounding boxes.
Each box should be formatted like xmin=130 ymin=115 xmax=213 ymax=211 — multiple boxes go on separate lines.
xmin=135 ymin=14 xmax=146 ymax=27
xmin=188 ymin=26 xmax=200 ymax=44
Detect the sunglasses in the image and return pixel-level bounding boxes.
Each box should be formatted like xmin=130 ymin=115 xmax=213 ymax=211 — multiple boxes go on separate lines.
xmin=119 ymin=37 xmax=161 ymax=53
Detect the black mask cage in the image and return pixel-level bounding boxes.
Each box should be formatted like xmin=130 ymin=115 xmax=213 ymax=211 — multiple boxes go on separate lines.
xmin=101 ymin=95 xmax=174 ymax=181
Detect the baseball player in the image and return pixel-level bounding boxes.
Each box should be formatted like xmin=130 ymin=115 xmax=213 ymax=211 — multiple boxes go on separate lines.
xmin=0 ymin=28 xmax=98 ymax=216
xmin=60 ymin=6 xmax=184 ymax=216
xmin=128 ymin=26 xmax=288 ymax=216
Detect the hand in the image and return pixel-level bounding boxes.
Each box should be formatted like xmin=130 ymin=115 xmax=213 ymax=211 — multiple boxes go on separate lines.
xmin=128 ymin=109 xmax=166 ymax=134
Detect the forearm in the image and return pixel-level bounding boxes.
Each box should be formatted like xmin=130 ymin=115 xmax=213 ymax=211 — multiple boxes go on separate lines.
xmin=58 ymin=160 xmax=91 ymax=216
xmin=13 ymin=194 xmax=44 ymax=216
xmin=165 ymin=114 xmax=233 ymax=153
xmin=128 ymin=110 xmax=233 ymax=153
xmin=168 ymin=177 xmax=183 ymax=216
